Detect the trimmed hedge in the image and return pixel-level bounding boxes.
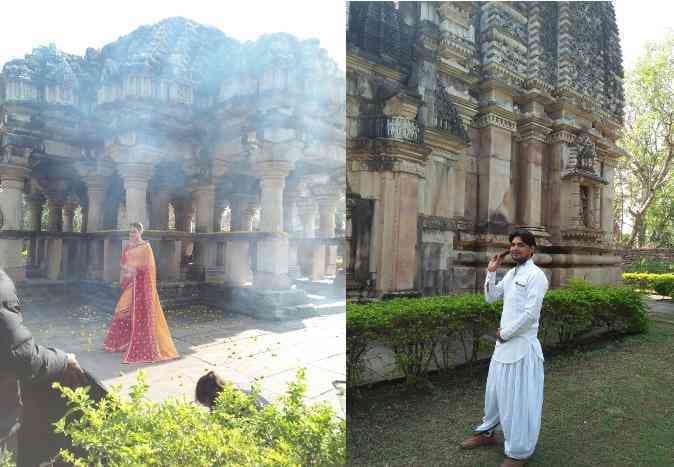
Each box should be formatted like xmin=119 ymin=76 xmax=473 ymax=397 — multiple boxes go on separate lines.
xmin=347 ymin=280 xmax=649 ymax=386
xmin=623 ymin=273 xmax=674 ymax=297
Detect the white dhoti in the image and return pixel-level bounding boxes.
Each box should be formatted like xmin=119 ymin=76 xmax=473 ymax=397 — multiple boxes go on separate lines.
xmin=474 ymin=343 xmax=544 ymax=460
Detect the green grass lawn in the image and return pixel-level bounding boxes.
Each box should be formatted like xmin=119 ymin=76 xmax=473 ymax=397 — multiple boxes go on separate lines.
xmin=347 ymin=321 xmax=674 ymax=466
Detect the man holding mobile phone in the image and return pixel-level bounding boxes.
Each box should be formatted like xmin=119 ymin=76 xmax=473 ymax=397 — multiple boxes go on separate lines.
xmin=460 ymin=229 xmax=549 ymax=466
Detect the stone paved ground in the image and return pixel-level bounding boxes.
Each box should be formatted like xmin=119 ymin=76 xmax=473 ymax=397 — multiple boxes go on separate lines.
xmin=21 ymin=293 xmax=346 ymax=417
xmin=646 ymin=294 xmax=674 ymax=317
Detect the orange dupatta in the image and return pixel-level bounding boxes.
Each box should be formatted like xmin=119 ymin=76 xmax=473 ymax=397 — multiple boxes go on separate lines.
xmin=103 ymin=242 xmax=179 ymax=363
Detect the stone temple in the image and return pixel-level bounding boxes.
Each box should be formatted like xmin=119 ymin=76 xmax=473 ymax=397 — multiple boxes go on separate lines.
xmin=346 ymin=1 xmax=626 ymax=298
xmin=0 ymin=17 xmax=345 ymax=317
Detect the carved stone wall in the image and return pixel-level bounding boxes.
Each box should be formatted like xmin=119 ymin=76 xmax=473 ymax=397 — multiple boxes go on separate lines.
xmin=1 ymin=17 xmax=346 ymax=290
xmin=347 ymin=1 xmax=625 ymax=297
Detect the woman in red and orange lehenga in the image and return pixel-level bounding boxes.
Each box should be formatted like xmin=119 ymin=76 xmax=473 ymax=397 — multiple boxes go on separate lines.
xmin=103 ymin=222 xmax=179 ymax=363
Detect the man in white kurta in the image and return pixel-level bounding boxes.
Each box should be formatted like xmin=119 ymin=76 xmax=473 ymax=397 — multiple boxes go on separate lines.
xmin=460 ymin=229 xmax=549 ymax=466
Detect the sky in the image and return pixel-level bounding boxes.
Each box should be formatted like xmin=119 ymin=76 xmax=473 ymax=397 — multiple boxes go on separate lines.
xmin=0 ymin=1 xmax=671 ymax=76
xmin=0 ymin=0 xmax=346 ymax=70
xmin=614 ymin=0 xmax=674 ymax=72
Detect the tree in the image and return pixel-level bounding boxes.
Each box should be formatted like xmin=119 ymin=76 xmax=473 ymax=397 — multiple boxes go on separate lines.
xmin=643 ymin=179 xmax=674 ymax=247
xmin=617 ymin=34 xmax=674 ymax=248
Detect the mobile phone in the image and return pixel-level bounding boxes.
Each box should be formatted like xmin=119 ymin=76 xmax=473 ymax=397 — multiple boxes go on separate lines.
xmin=497 ymin=249 xmax=510 ymax=260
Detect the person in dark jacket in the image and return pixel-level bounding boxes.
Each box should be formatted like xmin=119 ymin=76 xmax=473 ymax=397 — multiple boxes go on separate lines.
xmin=0 ymin=268 xmax=83 ymax=454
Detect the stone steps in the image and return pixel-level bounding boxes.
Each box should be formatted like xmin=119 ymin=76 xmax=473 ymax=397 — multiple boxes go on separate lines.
xmin=293 ymin=277 xmax=344 ymax=299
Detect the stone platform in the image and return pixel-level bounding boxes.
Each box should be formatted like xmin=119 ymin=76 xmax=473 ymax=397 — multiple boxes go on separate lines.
xmin=19 ymin=288 xmax=346 ymax=416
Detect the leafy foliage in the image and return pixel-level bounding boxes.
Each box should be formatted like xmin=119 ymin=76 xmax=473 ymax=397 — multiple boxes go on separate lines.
xmin=53 ymin=370 xmax=345 ymax=466
xmin=616 ymin=34 xmax=674 ymax=247
xmin=347 ymin=282 xmax=648 ymax=386
xmin=623 ymin=272 xmax=674 ymax=297
xmin=0 ymin=449 xmax=15 ymax=467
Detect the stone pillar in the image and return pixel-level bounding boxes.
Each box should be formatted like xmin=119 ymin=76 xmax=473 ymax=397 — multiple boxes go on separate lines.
xmin=452 ymin=157 xmax=467 ymax=219
xmin=240 ymin=203 xmax=257 ymax=232
xmin=43 ymin=181 xmax=67 ymax=280
xmin=81 ymin=206 xmax=88 ymax=233
xmin=192 ymin=184 xmax=216 ymax=233
xmin=191 ymin=184 xmax=217 ymax=272
xmin=298 ymin=199 xmax=317 ymax=238
xmin=600 ymin=161 xmax=616 ymax=242
xmin=214 ymin=200 xmax=227 ymax=232
xmin=373 ymin=168 xmax=425 ymax=292
xmin=82 ymin=175 xmax=107 ymax=232
xmin=103 ymin=236 xmax=122 ymax=283
xmin=517 ymin=120 xmax=550 ymax=232
xmin=225 ymin=195 xmax=255 ymax=284
xmin=546 ymin=130 xmax=576 ymax=242
xmin=158 ymin=239 xmax=182 ymax=281
xmin=229 ymin=195 xmax=256 ymax=232
xmin=0 ymin=172 xmax=26 ymax=230
xmin=77 ymin=160 xmax=114 ymax=233
xmin=257 ymin=163 xmax=288 ymax=233
xmin=284 ymin=189 xmax=300 ymax=279
xmin=46 ymin=198 xmax=64 ymax=233
xmin=254 ymin=161 xmax=291 ymax=289
xmin=283 ymin=189 xmax=300 ymax=234
xmin=224 ymin=240 xmax=251 ymax=286
xmin=316 ymin=193 xmax=339 ymax=277
xmin=349 ymin=139 xmax=430 ymax=294
xmin=0 ymin=158 xmax=29 ymax=281
xmin=27 ymin=193 xmax=44 ymax=232
xmin=297 ymin=198 xmax=321 ymax=279
xmin=173 ymin=197 xmax=192 ymax=232
xmin=25 ymin=193 xmax=45 ymax=275
xmin=62 ymin=197 xmax=78 ymax=232
xmin=475 ymin=108 xmax=517 ymax=233
xmin=150 ymin=188 xmax=172 ymax=230
xmin=117 ymin=163 xmax=153 ymax=229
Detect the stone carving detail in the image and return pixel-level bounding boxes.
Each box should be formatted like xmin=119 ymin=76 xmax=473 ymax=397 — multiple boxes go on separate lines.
xmin=567 ymin=2 xmax=624 ymax=122
xmin=568 ymin=3 xmax=604 ymax=102
xmin=346 ymin=2 xmax=626 ymax=299
xmin=419 ymin=214 xmax=456 ymax=231
xmin=434 ymin=85 xmax=469 ymax=141
xmin=579 ymin=185 xmax=591 ymax=228
xmin=478 ymin=4 xmax=528 ymax=87
xmin=601 ymin=4 xmax=625 ymax=122
xmin=2 ymin=18 xmax=342 ymax=112
xmin=486 ymin=6 xmax=527 ymax=44
xmin=347 ymin=2 xmax=415 ymax=69
xmin=573 ymin=133 xmax=596 ymax=172
xmin=539 ymin=3 xmax=558 ymax=86
xmin=473 ymin=113 xmax=516 ymax=132
xmin=364 ymin=155 xmax=396 ymax=172
xmin=562 ymin=228 xmax=605 ymax=243
xmin=437 ymin=3 xmax=478 ymax=72
xmin=357 ymin=116 xmax=423 ymax=145
xmin=563 ymin=133 xmax=608 ymax=184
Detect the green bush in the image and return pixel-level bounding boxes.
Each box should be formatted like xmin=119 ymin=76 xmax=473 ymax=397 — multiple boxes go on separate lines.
xmin=347 ymin=295 xmax=500 ymax=384
xmin=0 ymin=449 xmax=15 ymax=467
xmin=53 ymin=370 xmax=345 ymax=466
xmin=347 ymin=281 xmax=648 ymax=386
xmin=623 ymin=273 xmax=674 ymax=297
